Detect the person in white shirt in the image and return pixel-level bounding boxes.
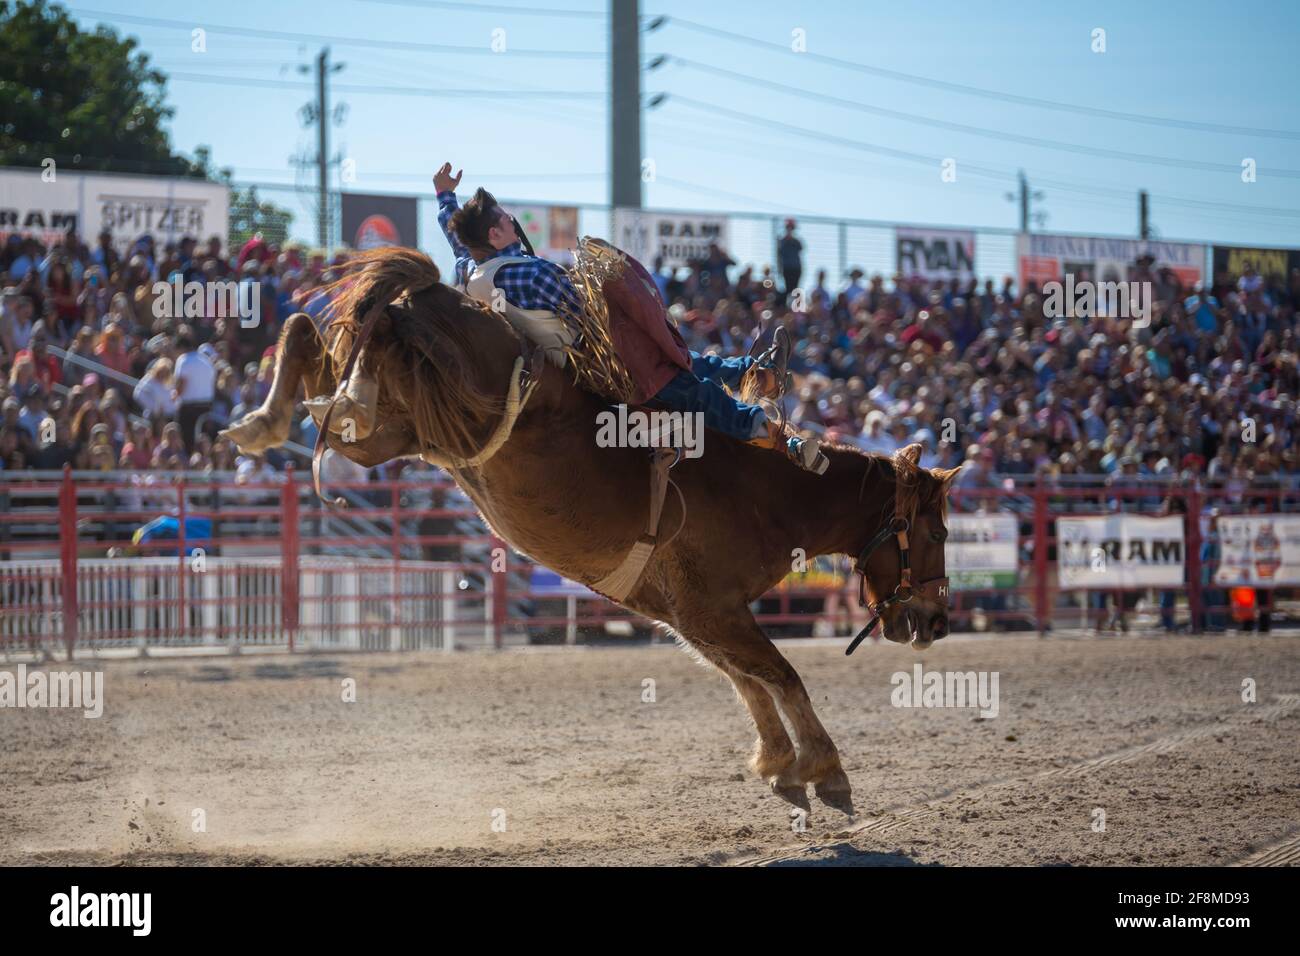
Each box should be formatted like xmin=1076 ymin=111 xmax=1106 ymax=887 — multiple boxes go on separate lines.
xmin=859 ymin=410 xmax=896 ymax=456
xmin=134 ymin=357 xmax=179 ymax=419
xmin=173 ymin=331 xmax=216 ymax=454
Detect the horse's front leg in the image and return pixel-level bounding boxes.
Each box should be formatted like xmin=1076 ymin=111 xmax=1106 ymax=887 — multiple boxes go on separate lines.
xmin=222 ymin=312 xmax=329 ymax=454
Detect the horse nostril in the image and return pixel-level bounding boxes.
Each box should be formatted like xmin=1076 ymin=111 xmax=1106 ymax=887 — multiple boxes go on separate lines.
xmin=931 ymin=616 xmax=948 ymax=639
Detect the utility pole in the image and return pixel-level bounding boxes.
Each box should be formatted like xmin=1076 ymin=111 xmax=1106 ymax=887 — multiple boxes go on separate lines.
xmin=297 ymin=49 xmax=344 ymax=249
xmin=317 ymin=48 xmax=329 ymax=249
xmin=610 ymin=0 xmax=641 ymax=212
xmin=1139 ymin=189 xmax=1150 ymax=239
xmin=1006 ymin=169 xmax=1045 ymax=233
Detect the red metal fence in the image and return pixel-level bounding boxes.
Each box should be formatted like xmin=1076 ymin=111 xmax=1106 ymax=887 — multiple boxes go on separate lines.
xmin=1 ymin=468 xmax=1296 ymax=656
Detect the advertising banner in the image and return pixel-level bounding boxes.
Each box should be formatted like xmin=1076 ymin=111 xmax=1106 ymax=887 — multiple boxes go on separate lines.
xmin=1211 ymin=245 xmax=1300 ymax=283
xmin=896 ymin=227 xmax=976 ymax=282
xmin=0 ymin=167 xmax=229 ymax=251
xmin=611 ymin=208 xmax=729 ymax=269
xmin=1213 ymin=515 xmax=1300 ymax=587
xmin=501 ymin=203 xmax=579 ymax=262
xmin=341 ymin=192 xmax=418 ymax=249
xmin=1017 ymin=233 xmax=1205 ymax=290
xmin=946 ymin=513 xmax=1019 ymax=590
xmin=1057 ymin=515 xmax=1185 ymax=589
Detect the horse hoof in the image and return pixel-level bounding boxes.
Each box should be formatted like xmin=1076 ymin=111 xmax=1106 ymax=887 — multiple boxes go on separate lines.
xmin=814 ymin=770 xmax=855 ymax=815
xmin=219 ymin=411 xmax=286 ymax=454
xmin=771 ymin=781 xmax=810 ymax=813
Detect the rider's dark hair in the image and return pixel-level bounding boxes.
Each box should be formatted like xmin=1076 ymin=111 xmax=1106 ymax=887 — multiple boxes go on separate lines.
xmin=447 ymin=188 xmax=506 ymax=262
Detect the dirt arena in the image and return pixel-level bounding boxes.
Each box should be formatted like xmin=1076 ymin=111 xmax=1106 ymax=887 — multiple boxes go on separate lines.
xmin=2 ymin=633 xmax=1297 ymax=866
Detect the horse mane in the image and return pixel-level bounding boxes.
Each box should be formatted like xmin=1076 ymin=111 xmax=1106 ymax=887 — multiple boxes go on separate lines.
xmin=839 ymin=440 xmax=959 ymax=521
xmin=318 ymin=247 xmax=508 ymax=462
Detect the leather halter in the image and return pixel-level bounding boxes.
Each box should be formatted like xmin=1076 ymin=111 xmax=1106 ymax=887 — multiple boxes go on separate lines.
xmin=845 ymin=506 xmax=950 ymax=656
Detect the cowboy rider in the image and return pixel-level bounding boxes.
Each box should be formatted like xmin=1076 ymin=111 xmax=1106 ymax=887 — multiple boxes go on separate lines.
xmin=432 ymin=162 xmax=828 ymax=474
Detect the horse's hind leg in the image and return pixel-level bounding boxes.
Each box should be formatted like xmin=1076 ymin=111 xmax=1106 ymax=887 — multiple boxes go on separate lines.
xmin=669 ymin=627 xmax=804 ymax=810
xmin=222 ymin=312 xmax=329 ymax=453
xmin=725 ymin=668 xmax=797 ymax=785
xmin=674 ymin=606 xmax=851 ymax=813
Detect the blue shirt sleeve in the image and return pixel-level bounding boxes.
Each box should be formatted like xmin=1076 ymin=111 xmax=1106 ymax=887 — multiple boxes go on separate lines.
xmin=436 ymin=190 xmax=474 ymax=286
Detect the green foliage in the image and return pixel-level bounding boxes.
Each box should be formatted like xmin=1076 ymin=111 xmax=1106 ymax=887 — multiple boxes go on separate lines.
xmin=0 ymin=0 xmax=201 ymax=176
xmin=228 ymin=185 xmax=294 ymax=248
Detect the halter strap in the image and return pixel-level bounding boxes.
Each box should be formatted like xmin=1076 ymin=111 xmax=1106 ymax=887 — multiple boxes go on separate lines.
xmin=845 ymin=493 xmax=949 ymax=656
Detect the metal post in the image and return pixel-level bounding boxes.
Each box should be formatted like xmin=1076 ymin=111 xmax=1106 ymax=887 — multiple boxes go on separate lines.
xmin=490 ymin=534 xmax=507 ymax=649
xmin=317 ymin=48 xmax=330 ymax=249
xmin=177 ymin=475 xmax=187 ymax=645
xmin=281 ymin=466 xmax=300 ymax=652
xmin=1186 ymin=483 xmax=1203 ymax=633
xmin=390 ymin=482 xmax=401 ymax=652
xmin=837 ymin=220 xmax=847 ymax=282
xmin=1033 ymin=480 xmax=1049 ymax=635
xmin=58 ymin=465 xmax=78 ymax=660
xmin=610 ymin=0 xmax=642 ymax=212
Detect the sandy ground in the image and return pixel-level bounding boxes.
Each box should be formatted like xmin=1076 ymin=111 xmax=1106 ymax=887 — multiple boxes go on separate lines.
xmin=1 ymin=633 xmax=1297 ymax=866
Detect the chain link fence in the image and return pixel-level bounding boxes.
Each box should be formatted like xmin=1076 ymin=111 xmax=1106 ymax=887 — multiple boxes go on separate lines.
xmin=230 ymin=180 xmax=1210 ymax=287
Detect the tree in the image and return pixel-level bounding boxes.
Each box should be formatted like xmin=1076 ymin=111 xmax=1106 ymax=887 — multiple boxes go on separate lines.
xmin=0 ymin=0 xmax=203 ymax=176
xmin=227 ymin=186 xmax=295 ymax=249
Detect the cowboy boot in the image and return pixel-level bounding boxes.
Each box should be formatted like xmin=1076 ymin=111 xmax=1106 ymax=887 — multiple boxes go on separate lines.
xmin=743 ymin=327 xmax=790 ymax=403
xmin=747 ymin=325 xmax=792 ymax=400
xmin=748 ymin=419 xmax=829 ymax=475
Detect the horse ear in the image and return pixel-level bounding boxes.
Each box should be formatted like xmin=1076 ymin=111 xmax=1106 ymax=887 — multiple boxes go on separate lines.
xmin=934 ymin=464 xmax=963 ymax=490
xmin=898 ymin=442 xmax=923 ymax=466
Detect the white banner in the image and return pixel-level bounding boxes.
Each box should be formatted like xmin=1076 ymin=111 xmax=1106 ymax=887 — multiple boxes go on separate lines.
xmin=1214 ymin=515 xmax=1300 ymax=587
xmin=0 ymin=167 xmax=229 ymax=253
xmin=946 ymin=513 xmax=1019 ymax=590
xmin=611 ymin=208 xmax=728 ymax=269
xmin=1057 ymin=515 xmax=1185 ymax=589
xmin=502 ymin=203 xmax=578 ymax=263
xmin=1017 ymin=232 xmax=1205 ymax=290
xmin=896 ymin=227 xmax=976 ymax=282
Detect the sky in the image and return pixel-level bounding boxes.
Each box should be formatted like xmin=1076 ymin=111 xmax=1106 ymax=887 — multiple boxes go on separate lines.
xmin=62 ymin=0 xmax=1300 ymax=276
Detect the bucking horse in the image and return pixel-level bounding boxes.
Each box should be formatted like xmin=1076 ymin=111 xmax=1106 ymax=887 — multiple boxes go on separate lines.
xmin=221 ymin=245 xmax=960 ymax=815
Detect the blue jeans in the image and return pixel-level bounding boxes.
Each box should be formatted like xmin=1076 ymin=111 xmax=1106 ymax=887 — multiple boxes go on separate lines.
xmin=648 ymin=352 xmax=766 ymax=442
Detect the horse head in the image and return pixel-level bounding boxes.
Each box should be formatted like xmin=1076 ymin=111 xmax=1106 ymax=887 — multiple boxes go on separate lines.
xmin=858 ymin=443 xmax=962 ymax=650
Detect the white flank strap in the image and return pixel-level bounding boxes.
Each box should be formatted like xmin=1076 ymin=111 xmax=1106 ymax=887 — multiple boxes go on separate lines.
xmin=421 ymin=356 xmax=536 ymax=470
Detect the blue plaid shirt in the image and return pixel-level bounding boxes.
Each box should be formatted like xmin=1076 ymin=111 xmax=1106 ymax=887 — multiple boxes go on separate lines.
xmin=437 ymin=190 xmax=580 ymax=313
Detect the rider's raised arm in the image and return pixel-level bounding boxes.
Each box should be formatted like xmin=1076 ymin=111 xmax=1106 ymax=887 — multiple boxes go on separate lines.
xmin=436 ymin=190 xmax=473 ymax=285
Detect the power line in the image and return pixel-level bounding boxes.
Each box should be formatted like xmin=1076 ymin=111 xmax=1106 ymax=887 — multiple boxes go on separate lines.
xmin=356 ymin=0 xmax=604 ymax=18
xmin=67 ymin=7 xmax=605 ymax=58
xmin=654 ymin=175 xmax=822 ymax=216
xmin=651 ymin=15 xmax=1300 ymax=141
xmin=165 ymin=71 xmax=601 ymax=98
xmin=662 ymin=93 xmax=1300 ymax=188
xmin=665 ymin=57 xmax=1296 ymax=180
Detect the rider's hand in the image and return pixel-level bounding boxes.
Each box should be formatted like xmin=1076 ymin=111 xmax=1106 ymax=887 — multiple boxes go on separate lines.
xmin=433 ymin=163 xmax=462 ymax=194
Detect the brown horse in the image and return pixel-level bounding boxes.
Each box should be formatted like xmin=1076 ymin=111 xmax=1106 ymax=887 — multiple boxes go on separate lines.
xmin=222 ymin=248 xmax=960 ymax=814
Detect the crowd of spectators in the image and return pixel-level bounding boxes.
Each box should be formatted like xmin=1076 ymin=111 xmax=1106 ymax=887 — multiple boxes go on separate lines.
xmin=2 ymin=223 xmax=1298 ymax=502
xmin=657 ymin=233 xmax=1300 ymax=499
xmin=0 ymin=229 xmax=382 ymax=483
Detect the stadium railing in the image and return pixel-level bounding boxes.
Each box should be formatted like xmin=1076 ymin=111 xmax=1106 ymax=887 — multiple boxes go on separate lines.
xmin=0 ymin=468 xmax=1295 ymax=657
